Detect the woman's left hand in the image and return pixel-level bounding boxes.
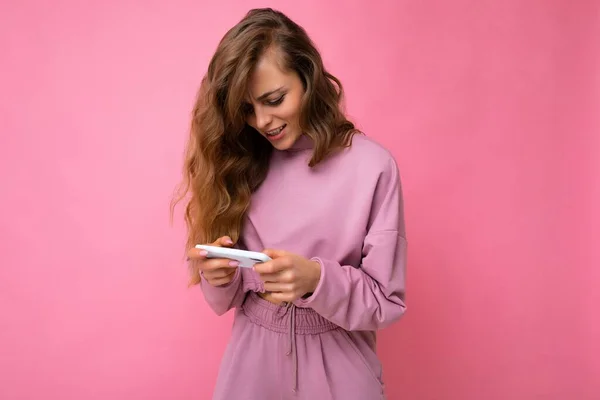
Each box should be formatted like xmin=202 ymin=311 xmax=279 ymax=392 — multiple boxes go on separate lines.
xmin=253 ymin=249 xmax=321 ymax=303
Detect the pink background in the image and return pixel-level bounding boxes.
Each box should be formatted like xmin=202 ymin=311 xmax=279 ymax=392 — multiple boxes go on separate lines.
xmin=1 ymin=1 xmax=598 ymax=399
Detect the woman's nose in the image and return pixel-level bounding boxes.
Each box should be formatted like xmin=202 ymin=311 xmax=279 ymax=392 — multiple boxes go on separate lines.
xmin=254 ymin=107 xmax=273 ymax=131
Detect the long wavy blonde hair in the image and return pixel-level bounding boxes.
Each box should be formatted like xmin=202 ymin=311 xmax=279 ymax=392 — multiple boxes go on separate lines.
xmin=171 ymin=8 xmax=359 ymax=284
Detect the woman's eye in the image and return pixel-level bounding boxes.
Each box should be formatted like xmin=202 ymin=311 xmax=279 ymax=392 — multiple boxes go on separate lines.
xmin=266 ymin=95 xmax=284 ymax=106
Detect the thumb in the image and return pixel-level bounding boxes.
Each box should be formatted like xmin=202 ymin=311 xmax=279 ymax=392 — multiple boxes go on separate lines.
xmin=262 ymin=248 xmax=287 ymax=259
xmin=214 ymin=236 xmax=234 ymax=247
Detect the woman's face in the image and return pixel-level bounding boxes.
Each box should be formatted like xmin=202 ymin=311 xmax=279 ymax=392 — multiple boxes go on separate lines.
xmin=244 ymin=48 xmax=305 ymax=151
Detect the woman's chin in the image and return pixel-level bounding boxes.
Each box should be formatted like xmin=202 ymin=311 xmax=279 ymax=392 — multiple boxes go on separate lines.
xmin=269 ymin=131 xmax=302 ymax=151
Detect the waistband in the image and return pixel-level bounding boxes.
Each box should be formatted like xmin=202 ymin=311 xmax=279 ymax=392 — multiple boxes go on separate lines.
xmin=242 ymin=292 xmax=339 ymax=335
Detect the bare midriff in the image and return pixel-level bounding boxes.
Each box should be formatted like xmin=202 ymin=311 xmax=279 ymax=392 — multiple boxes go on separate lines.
xmin=258 ymin=291 xmax=284 ymax=305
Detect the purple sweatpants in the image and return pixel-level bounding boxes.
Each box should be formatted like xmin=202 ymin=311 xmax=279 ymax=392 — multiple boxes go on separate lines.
xmin=212 ymin=292 xmax=386 ymax=399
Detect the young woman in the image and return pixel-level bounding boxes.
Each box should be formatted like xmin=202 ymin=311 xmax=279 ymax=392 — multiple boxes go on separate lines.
xmin=173 ymin=7 xmax=407 ymax=400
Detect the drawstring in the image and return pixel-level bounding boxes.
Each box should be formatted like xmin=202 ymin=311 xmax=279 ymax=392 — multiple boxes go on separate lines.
xmin=279 ymin=302 xmax=298 ymax=393
xmin=288 ymin=303 xmax=297 ymax=393
xmin=243 ymin=293 xmax=340 ymax=394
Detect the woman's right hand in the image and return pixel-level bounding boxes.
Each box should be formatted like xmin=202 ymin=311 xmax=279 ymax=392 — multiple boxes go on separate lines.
xmin=188 ymin=236 xmax=239 ymax=287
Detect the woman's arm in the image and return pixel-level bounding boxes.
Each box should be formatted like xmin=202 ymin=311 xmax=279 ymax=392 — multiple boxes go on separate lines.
xmin=294 ymin=157 xmax=407 ymax=331
xmin=200 ymin=267 xmax=245 ymax=316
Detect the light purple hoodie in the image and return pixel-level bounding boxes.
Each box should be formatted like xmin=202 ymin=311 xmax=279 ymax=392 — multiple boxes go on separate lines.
xmin=200 ymin=133 xmax=407 ymax=334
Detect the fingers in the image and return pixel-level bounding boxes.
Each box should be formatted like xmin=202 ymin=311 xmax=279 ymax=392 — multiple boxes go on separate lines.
xmin=187 ymin=235 xmax=235 ymax=262
xmin=204 ymin=267 xmax=237 ymax=282
xmin=263 ymin=282 xmax=294 ymax=293
xmin=258 ymin=268 xmax=295 ymax=283
xmin=267 ymin=291 xmax=297 ymax=303
xmin=213 ymin=236 xmax=234 ymax=247
xmin=253 ymin=256 xmax=291 ymax=275
xmin=204 ymin=267 xmax=237 ymax=279
xmin=187 ymin=246 xmax=208 ymax=260
xmin=205 ymin=269 xmax=237 ymax=287
xmin=187 ymin=236 xmax=237 ymax=287
xmin=203 ymin=257 xmax=239 ymax=270
xmin=257 ymin=272 xmax=281 ymax=282
xmin=262 ymin=248 xmax=287 ymax=259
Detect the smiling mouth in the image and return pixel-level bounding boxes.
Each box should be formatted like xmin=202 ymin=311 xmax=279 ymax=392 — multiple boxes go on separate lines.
xmin=266 ymin=125 xmax=286 ymax=137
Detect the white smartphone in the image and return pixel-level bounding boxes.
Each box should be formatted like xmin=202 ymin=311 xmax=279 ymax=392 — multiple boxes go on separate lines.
xmin=194 ymin=245 xmax=271 ymax=268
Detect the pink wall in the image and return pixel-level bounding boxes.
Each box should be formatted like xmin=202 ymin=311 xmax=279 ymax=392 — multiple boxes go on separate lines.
xmin=1 ymin=1 xmax=597 ymax=399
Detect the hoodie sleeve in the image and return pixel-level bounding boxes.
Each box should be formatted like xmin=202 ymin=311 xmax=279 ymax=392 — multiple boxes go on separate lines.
xmin=199 ymin=264 xmax=245 ymax=316
xmin=294 ymin=157 xmax=407 ymax=331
